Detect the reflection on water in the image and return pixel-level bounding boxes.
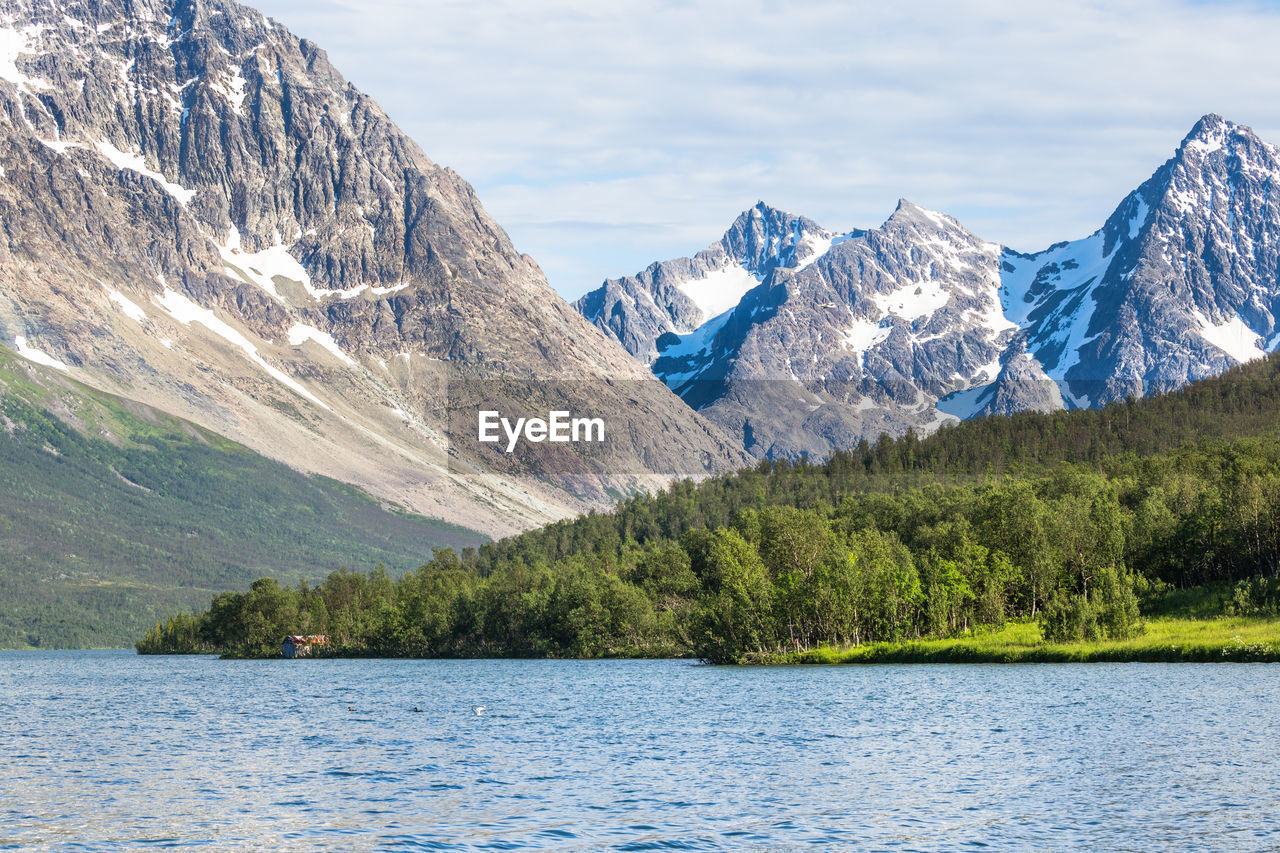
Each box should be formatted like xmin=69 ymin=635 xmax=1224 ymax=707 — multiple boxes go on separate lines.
xmin=1 ymin=652 xmax=1278 ymax=850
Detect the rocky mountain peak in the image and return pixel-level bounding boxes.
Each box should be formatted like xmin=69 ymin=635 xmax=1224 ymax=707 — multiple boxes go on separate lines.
xmin=574 ymin=202 xmax=864 ymax=366
xmin=722 ymin=201 xmax=834 ymax=274
xmin=0 ymin=0 xmax=749 ymax=534
xmin=1164 ymin=114 xmax=1277 ymax=184
xmin=878 ymin=198 xmax=979 ymax=245
xmin=886 ymin=198 xmax=949 ymax=223
xmin=1002 ymin=114 xmax=1280 ymax=410
xmin=1178 ymin=112 xmax=1232 ymax=148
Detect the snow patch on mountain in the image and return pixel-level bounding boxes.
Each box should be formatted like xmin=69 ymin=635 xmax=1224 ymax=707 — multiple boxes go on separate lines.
xmin=1128 ymin=197 xmax=1150 ymax=238
xmin=677 ymin=264 xmax=761 ymax=322
xmin=94 ymin=140 xmax=196 ymax=205
xmin=1194 ymin=310 xmax=1267 ymax=363
xmin=219 ymin=226 xmax=311 ymax=301
xmin=367 ymin=282 xmax=412 ymax=296
xmin=1000 ymin=229 xmax=1114 ymax=390
xmin=1184 ymin=134 xmax=1225 ymax=156
xmin=661 ymin=310 xmax=731 ymax=362
xmin=655 ymin=309 xmax=735 ymax=389
xmin=153 ymin=284 xmax=328 ymax=409
xmin=214 ymin=66 xmax=248 ymax=115
xmin=0 ymin=23 xmax=46 ymax=89
xmin=870 ymin=281 xmax=951 ymax=321
xmin=936 ymin=383 xmax=994 ymax=420
xmin=794 ymin=233 xmax=833 ymax=270
xmin=218 ymin=226 xmax=415 ymax=304
xmin=104 ymin=288 xmax=147 ymax=324
xmin=795 ymin=230 xmax=858 ymax=271
xmin=841 ymin=319 xmax=891 ymax=359
xmin=13 ymin=335 xmax=67 ymax=371
xmin=287 ymin=323 xmax=357 ymax=366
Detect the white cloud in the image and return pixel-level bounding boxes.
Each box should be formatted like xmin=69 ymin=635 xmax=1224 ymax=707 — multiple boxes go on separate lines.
xmin=252 ymin=0 xmax=1280 ymax=298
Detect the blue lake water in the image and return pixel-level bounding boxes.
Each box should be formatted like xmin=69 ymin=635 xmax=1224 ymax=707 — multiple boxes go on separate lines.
xmin=1 ymin=652 xmax=1278 ymax=851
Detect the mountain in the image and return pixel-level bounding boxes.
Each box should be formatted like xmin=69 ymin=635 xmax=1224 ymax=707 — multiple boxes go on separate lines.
xmin=575 ymin=202 xmax=861 ymax=364
xmin=0 ymin=0 xmax=747 ymax=538
xmin=579 ymin=199 xmax=1044 ymax=457
xmin=578 ymin=115 xmax=1280 ymax=458
xmin=1002 ymin=113 xmax=1280 ymax=407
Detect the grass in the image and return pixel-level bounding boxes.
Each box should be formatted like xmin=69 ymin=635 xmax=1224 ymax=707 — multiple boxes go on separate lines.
xmin=792 ymin=617 xmax=1280 ymax=664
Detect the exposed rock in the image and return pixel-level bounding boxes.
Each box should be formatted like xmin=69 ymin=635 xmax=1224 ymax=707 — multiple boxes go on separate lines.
xmin=1005 ymin=113 xmax=1280 ymax=407
xmin=575 ymin=201 xmax=860 ymax=364
xmin=0 ymin=0 xmax=748 ymax=534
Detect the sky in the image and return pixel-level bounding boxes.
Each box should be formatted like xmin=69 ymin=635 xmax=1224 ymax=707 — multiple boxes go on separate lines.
xmin=250 ymin=0 xmax=1280 ymax=300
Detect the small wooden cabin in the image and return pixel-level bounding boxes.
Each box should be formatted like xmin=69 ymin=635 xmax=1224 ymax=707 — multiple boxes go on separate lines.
xmin=282 ymin=634 xmax=329 ymax=658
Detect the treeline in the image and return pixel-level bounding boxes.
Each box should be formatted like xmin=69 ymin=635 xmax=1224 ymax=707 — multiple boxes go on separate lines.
xmin=475 ymin=353 xmax=1280 ymax=573
xmin=140 ymin=431 xmax=1280 ymax=662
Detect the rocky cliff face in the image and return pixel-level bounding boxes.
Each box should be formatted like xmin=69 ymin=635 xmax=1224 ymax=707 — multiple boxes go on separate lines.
xmin=579 ymin=116 xmax=1280 ymax=459
xmin=1004 ymin=114 xmax=1280 ymax=407
xmin=0 ymin=0 xmax=747 ymax=534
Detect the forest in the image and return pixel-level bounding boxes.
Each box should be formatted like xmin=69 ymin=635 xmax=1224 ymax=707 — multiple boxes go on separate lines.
xmin=138 ymin=355 xmax=1280 ymax=663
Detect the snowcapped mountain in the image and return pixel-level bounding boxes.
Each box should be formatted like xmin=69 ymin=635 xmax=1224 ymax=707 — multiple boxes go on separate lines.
xmin=575 ymin=202 xmax=862 ymax=364
xmin=660 ymin=199 xmax=1051 ymax=458
xmin=0 ymin=0 xmax=747 ymax=535
xmin=1003 ymin=113 xmax=1280 ymax=408
xmin=578 ymin=115 xmax=1280 ymax=458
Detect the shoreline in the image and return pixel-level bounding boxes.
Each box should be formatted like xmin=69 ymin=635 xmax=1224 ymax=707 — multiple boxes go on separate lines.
xmin=126 ymin=616 xmax=1280 ymax=663
xmin=780 ymin=617 xmax=1280 ymax=665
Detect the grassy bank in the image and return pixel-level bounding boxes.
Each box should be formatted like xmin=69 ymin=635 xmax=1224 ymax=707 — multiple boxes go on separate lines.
xmin=790 ymin=618 xmax=1280 ymax=664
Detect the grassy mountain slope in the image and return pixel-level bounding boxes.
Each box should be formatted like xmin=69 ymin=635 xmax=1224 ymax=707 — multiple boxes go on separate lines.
xmin=0 ymin=349 xmax=485 ymax=649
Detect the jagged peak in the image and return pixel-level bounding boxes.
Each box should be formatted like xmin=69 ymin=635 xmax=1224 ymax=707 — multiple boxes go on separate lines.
xmin=1180 ymin=113 xmax=1231 ymax=146
xmin=746 ymin=199 xmax=793 ymax=219
xmin=1174 ymin=113 xmax=1266 ymax=160
xmin=889 ymin=198 xmax=939 ymax=218
xmin=718 ymin=201 xmax=832 ymax=272
xmin=726 ymin=200 xmax=824 ymax=235
xmin=884 ymin=198 xmax=966 ymax=234
xmin=1112 ymin=113 xmax=1280 ymax=247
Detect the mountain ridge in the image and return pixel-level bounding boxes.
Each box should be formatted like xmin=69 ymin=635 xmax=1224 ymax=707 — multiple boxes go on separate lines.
xmin=578 ymin=114 xmax=1280 ymax=458
xmin=575 ymin=201 xmax=862 ymax=365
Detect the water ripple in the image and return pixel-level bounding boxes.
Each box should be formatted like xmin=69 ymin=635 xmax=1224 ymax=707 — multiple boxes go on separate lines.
xmin=1 ymin=653 xmax=1279 ymax=850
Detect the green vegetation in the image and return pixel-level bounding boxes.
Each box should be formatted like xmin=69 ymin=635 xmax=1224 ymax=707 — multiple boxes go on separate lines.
xmin=0 ymin=349 xmax=485 ymax=649
xmin=139 ymin=355 xmax=1280 ymax=663
xmin=792 ymin=617 xmax=1280 ymax=663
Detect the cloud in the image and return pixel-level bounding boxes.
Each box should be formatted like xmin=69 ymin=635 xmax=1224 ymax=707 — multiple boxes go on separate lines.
xmin=253 ymin=0 xmax=1280 ymax=298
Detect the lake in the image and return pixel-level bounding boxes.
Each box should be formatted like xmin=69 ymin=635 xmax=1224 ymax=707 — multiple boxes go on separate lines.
xmin=1 ymin=652 xmax=1278 ymax=850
